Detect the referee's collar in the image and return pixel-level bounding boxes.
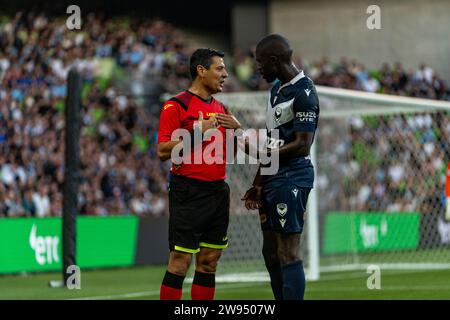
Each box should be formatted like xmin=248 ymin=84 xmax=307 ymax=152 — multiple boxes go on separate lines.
xmin=277 ymin=70 xmax=305 ymax=94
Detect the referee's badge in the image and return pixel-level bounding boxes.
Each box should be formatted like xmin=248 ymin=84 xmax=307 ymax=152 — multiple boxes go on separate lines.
xmin=276 ymin=203 xmax=287 ymax=217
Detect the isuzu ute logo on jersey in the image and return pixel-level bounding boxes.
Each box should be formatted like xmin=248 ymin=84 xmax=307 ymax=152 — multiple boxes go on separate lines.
xmin=296 ymin=111 xmax=316 ymax=122
xmin=29 ymin=224 xmax=60 ymax=265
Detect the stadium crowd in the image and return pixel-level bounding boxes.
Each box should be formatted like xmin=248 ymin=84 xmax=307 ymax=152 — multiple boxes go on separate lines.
xmin=0 ymin=12 xmax=449 ymax=218
xmin=316 ymin=112 xmax=449 ymax=215
xmin=0 ymin=12 xmax=190 ymax=217
xmin=232 ymin=48 xmax=450 ymax=101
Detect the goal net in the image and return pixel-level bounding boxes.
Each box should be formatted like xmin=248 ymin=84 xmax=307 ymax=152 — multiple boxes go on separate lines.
xmin=213 ymin=86 xmax=450 ymax=282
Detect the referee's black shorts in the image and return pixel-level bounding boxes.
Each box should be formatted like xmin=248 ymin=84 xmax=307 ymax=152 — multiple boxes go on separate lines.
xmin=168 ymin=174 xmax=230 ymax=254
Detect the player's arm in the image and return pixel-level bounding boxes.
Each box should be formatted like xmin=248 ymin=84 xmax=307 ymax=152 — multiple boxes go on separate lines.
xmin=241 ymin=130 xmax=312 ymax=200
xmin=267 ymin=131 xmax=314 ymax=159
xmin=241 ymin=165 xmax=263 ymax=210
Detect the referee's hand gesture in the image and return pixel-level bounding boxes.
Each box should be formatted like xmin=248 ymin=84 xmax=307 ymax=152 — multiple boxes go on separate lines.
xmin=216 ymin=112 xmax=241 ymax=130
xmin=196 ymin=111 xmax=219 ymax=133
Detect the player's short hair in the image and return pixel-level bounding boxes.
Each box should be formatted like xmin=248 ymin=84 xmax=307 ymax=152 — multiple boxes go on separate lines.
xmin=256 ymin=34 xmax=292 ymax=61
xmin=189 ymin=48 xmax=225 ymax=80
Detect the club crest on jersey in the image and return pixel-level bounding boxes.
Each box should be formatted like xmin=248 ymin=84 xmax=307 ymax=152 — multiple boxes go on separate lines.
xmin=279 ymin=218 xmax=286 ymax=228
xmin=274 ymin=107 xmax=282 ymax=121
xmin=292 ymin=188 xmax=298 ymax=198
xmin=277 ymin=203 xmax=287 ymax=217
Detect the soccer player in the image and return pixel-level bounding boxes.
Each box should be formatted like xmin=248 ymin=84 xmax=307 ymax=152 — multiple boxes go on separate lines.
xmin=157 ymin=48 xmax=241 ymax=300
xmin=239 ymin=34 xmax=320 ymax=300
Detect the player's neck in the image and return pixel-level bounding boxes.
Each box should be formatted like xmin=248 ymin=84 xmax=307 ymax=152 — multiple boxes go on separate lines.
xmin=279 ymin=63 xmax=301 ymax=85
xmin=188 ymin=82 xmax=213 ymax=102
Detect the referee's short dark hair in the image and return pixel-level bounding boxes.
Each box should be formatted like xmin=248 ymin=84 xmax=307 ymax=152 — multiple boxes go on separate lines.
xmin=189 ymin=48 xmax=225 ymax=80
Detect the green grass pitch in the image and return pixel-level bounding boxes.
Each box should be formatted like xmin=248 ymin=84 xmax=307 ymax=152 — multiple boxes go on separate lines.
xmin=1 ymin=266 xmax=450 ymax=300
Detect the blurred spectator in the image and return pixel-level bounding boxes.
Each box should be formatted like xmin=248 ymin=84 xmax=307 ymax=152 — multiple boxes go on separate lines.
xmin=415 ymin=63 xmax=434 ymax=84
xmin=22 ymin=188 xmax=36 ymax=217
xmin=32 ymin=184 xmax=50 ymax=218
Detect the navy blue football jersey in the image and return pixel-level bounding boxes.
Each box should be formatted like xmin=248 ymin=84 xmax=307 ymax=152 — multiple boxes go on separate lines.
xmin=263 ymin=71 xmax=320 ymax=188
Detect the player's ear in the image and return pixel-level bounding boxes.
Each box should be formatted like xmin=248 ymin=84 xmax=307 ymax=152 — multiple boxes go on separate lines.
xmin=269 ymin=55 xmax=278 ymax=64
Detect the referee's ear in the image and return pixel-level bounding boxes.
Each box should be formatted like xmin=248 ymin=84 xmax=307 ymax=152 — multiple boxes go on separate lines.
xmin=196 ymin=64 xmax=207 ymax=79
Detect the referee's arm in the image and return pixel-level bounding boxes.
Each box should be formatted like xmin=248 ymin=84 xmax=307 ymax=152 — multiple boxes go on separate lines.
xmin=157 ymin=101 xmax=183 ymax=162
xmin=157 ymin=140 xmax=182 ymax=161
xmin=157 ymin=108 xmax=218 ymax=161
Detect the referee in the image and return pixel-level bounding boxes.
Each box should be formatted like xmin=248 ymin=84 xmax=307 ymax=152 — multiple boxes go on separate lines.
xmin=157 ymin=48 xmax=241 ymax=300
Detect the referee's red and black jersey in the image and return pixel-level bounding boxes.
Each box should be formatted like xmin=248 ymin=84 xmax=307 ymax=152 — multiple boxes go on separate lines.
xmin=157 ymin=90 xmax=229 ymax=182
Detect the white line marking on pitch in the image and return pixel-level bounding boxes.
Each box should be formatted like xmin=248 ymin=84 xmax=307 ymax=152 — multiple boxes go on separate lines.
xmin=69 ymin=283 xmax=267 ymax=300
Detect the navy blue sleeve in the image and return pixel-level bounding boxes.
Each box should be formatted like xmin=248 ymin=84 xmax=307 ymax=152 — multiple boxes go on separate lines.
xmin=293 ymin=87 xmax=319 ymax=132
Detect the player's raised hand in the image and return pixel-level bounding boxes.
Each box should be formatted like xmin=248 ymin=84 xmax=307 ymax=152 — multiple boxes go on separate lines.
xmin=216 ymin=113 xmax=241 ymax=129
xmin=241 ymin=186 xmax=262 ymax=210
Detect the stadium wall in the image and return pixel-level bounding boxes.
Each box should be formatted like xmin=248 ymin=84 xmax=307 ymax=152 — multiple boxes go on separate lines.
xmin=269 ymin=0 xmax=450 ymax=82
xmin=231 ymin=0 xmax=269 ymax=50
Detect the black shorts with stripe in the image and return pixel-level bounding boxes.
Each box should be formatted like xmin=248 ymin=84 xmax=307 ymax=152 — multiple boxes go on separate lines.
xmin=168 ymin=174 xmax=230 ymax=253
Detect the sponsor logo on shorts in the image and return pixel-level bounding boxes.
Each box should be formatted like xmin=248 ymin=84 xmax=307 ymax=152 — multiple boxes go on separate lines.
xmin=292 ymin=188 xmax=298 ymax=198
xmin=279 ymin=218 xmax=286 ymax=228
xmin=276 ymin=203 xmax=287 ymax=217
